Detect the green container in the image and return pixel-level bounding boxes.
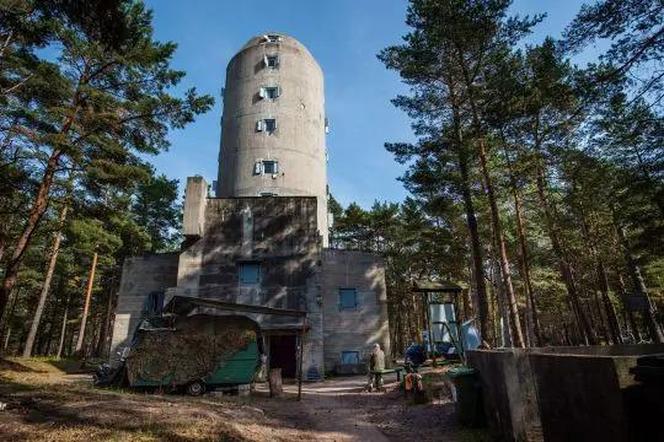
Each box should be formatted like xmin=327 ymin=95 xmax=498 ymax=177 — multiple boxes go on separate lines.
xmin=206 ymin=341 xmax=260 ymax=385
xmin=446 ymin=366 xmax=486 ymax=427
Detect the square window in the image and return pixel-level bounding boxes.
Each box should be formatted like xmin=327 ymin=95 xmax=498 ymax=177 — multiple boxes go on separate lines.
xmin=339 ymin=288 xmax=358 ymax=310
xmin=262 ymin=160 xmax=278 ymax=174
xmin=265 ymin=86 xmax=279 ymax=99
xmin=266 ymin=55 xmax=279 ymax=68
xmin=239 ymin=262 xmax=260 ymax=285
xmin=341 ymin=351 xmax=360 ymax=365
xmin=266 ymin=34 xmax=281 ymax=42
xmin=264 ymin=119 xmax=276 ymax=133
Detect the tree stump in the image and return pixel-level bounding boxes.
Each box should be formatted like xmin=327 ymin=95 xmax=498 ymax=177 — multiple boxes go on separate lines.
xmin=269 ymin=368 xmax=283 ymax=397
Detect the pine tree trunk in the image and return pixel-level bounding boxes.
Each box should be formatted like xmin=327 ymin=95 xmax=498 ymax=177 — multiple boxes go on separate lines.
xmin=577 ymin=206 xmax=622 ymax=344
xmin=0 ymin=87 xmax=81 ymax=322
xmin=450 ymin=103 xmax=491 ymax=346
xmin=614 ymin=222 xmax=664 ymax=343
xmin=452 ymin=52 xmax=523 ymax=347
xmin=503 ymin=145 xmax=540 ymax=346
xmin=617 ymin=274 xmax=641 ymax=341
xmin=95 ymin=283 xmax=115 ymax=358
xmin=0 ymin=288 xmax=21 ymax=352
xmin=477 ymin=138 xmax=524 ymax=347
xmin=56 ymin=298 xmax=69 ymax=359
xmin=75 ymin=251 xmax=98 ymax=355
xmin=597 ymin=260 xmax=623 ymax=344
xmin=23 ymin=205 xmax=68 ymax=357
xmin=492 ymin=253 xmax=511 ymax=347
xmin=457 ymin=145 xmax=492 ymax=345
xmin=534 ymin=165 xmax=596 ymax=344
xmin=37 ymin=305 xmax=57 ymax=356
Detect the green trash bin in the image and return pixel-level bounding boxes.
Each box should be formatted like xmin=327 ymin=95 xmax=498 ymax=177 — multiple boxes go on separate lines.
xmin=446 ymin=366 xmax=486 ymax=428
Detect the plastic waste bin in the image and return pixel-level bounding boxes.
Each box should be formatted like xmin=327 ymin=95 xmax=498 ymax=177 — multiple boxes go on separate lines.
xmin=446 ymin=366 xmax=486 ymax=427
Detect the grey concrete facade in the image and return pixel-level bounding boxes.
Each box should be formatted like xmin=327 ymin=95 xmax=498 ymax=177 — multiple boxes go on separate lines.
xmin=321 ymin=249 xmax=391 ymax=373
xmin=110 ymin=33 xmax=390 ymax=380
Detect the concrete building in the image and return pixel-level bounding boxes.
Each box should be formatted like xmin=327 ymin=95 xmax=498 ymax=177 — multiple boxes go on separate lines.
xmin=110 ymin=33 xmax=390 ymax=380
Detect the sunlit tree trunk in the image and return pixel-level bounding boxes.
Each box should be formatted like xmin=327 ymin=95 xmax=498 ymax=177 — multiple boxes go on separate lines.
xmin=75 ymin=251 xmax=98 ymax=355
xmin=453 ymin=50 xmax=524 ymax=348
xmin=56 ymin=296 xmax=69 ymax=359
xmin=23 ymin=204 xmax=68 ymax=357
xmin=448 ymin=83 xmax=492 ymax=346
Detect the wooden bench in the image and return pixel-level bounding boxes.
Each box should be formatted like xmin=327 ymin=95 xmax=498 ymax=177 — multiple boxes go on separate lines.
xmin=371 ymin=367 xmax=405 ymax=382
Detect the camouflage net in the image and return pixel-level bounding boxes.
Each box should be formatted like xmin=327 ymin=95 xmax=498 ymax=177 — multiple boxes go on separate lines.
xmin=126 ymin=315 xmax=257 ymax=386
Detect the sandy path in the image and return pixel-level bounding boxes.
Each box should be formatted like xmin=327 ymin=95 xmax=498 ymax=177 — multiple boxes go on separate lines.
xmin=258 ymin=375 xmax=390 ymax=441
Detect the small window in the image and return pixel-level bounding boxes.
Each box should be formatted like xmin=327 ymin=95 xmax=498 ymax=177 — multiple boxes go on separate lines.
xmin=339 ymin=288 xmax=358 ymax=310
xmin=265 ymin=34 xmax=281 ymax=43
xmin=239 ymin=262 xmax=260 ymax=285
xmin=256 ymin=119 xmax=277 ymax=133
xmin=264 ymin=118 xmax=276 ymax=133
xmin=259 ymin=192 xmax=277 ymax=197
xmin=260 ymin=86 xmax=280 ymax=100
xmin=266 ymin=55 xmax=279 ymax=68
xmin=262 ymin=160 xmax=279 ymax=174
xmin=341 ymin=351 xmax=360 ymax=365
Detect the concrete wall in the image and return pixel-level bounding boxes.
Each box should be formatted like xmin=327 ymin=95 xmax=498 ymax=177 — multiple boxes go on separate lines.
xmin=182 ymin=176 xmax=208 ymax=237
xmin=169 ymin=195 xmax=325 ymax=380
xmin=216 ymin=33 xmax=328 ymax=246
xmin=321 ymin=249 xmax=391 ymax=374
xmin=467 ymin=345 xmax=664 ymax=442
xmin=109 ymin=253 xmax=179 ymax=360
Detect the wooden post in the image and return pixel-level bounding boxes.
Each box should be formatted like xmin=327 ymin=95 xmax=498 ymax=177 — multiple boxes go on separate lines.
xmin=75 ymin=251 xmax=98 ymax=354
xmin=297 ymin=317 xmax=307 ymax=401
xmin=425 ymin=293 xmax=434 ymax=360
xmin=269 ymin=368 xmax=283 ymax=397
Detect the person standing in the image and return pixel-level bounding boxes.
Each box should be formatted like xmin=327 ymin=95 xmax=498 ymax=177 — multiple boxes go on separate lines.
xmin=367 ymin=343 xmax=385 ymax=391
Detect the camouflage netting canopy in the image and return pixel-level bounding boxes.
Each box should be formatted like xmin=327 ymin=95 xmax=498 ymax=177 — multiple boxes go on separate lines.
xmin=126 ymin=314 xmax=258 ymax=386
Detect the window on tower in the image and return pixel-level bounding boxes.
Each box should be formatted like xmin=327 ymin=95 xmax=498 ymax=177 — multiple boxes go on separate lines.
xmin=264 ymin=34 xmax=281 ymax=43
xmin=265 ymin=55 xmax=279 ymax=69
xmin=260 ymin=86 xmax=280 ymax=100
xmin=253 ymin=160 xmax=279 ymax=175
xmin=262 ymin=160 xmax=279 ymax=174
xmin=256 ymin=119 xmax=277 ymax=133
xmin=264 ymin=118 xmax=276 ymax=133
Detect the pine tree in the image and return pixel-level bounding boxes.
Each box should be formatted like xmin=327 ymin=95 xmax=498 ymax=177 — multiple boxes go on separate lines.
xmin=0 ymin=1 xmax=213 ymax=322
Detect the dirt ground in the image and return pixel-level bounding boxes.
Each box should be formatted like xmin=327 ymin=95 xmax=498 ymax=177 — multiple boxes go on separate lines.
xmin=0 ymin=358 xmax=488 ymax=441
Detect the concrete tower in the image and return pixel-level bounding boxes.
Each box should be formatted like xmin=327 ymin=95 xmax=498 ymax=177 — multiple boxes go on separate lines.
xmin=217 ymin=33 xmax=329 ymax=245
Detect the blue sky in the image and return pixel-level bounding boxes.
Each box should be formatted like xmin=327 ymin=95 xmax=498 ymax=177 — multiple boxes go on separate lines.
xmin=144 ymin=0 xmax=602 ymax=208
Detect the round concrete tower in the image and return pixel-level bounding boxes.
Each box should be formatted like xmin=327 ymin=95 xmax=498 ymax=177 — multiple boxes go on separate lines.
xmin=217 ymin=33 xmax=328 ymax=245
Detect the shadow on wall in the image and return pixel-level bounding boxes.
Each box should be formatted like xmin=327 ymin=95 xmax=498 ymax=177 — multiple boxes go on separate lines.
xmin=467 ymin=345 xmax=664 ymax=442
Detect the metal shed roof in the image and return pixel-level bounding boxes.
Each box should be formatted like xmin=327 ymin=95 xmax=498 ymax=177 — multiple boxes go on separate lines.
xmin=164 ymin=295 xmax=307 ymax=318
